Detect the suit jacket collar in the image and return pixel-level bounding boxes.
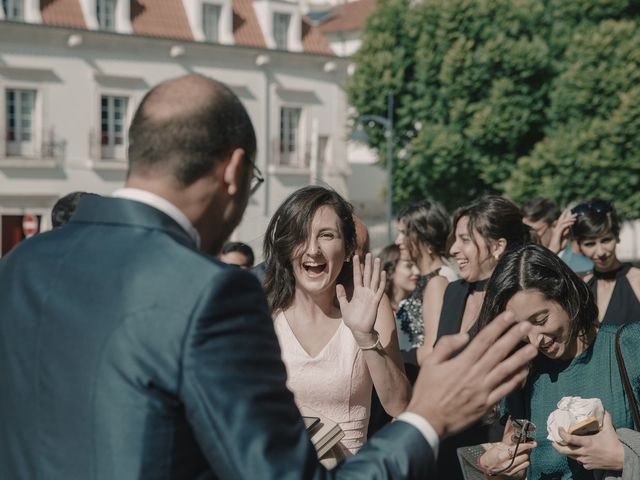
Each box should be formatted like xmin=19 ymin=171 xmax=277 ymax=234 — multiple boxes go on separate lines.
xmin=70 ymin=194 xmax=197 ymax=250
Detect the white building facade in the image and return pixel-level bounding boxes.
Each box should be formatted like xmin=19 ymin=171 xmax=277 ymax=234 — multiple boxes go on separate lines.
xmin=0 ymin=0 xmax=351 ymax=257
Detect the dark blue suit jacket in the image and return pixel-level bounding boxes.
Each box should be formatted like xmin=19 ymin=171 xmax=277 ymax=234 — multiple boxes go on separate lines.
xmin=0 ymin=195 xmax=435 ymax=479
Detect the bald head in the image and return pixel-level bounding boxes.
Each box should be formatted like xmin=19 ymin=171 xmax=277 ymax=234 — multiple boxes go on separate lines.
xmin=127 ymin=74 xmax=256 ymax=186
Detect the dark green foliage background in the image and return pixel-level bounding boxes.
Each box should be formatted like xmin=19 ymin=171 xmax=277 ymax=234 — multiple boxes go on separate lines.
xmin=347 ymin=0 xmax=640 ymax=217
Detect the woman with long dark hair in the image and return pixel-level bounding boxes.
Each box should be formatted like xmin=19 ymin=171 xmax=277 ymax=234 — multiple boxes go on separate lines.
xmin=425 ymin=195 xmax=531 ymax=352
xmin=419 ymin=195 xmax=532 ymax=478
xmin=477 ymin=244 xmax=640 ymax=480
xmin=571 ymin=198 xmax=640 ymax=326
xmin=263 ymin=186 xmax=410 ymax=465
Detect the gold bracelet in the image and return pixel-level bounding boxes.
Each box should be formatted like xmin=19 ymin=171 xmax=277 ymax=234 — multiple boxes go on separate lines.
xmin=360 ymin=330 xmax=383 ymax=351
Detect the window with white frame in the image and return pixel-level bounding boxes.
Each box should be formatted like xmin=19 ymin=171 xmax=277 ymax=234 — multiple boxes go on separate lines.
xmin=5 ymin=88 xmax=36 ymax=157
xmin=2 ymin=0 xmax=23 ymax=20
xmin=100 ymin=95 xmax=128 ymax=160
xmin=279 ymin=106 xmax=304 ymax=167
xmin=273 ymin=12 xmax=291 ymax=50
xmin=202 ymin=3 xmax=222 ymax=42
xmin=96 ymin=0 xmax=116 ymax=31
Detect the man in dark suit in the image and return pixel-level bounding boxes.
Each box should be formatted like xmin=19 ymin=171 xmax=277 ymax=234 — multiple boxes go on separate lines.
xmin=0 ymin=74 xmax=536 ymax=479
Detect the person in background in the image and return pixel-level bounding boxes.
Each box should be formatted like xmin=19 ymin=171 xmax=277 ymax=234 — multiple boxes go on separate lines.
xmin=572 ymin=198 xmax=640 ymax=326
xmin=263 ymin=186 xmax=411 ymax=465
xmin=421 ymin=195 xmax=532 ymax=479
xmin=394 ymin=200 xmax=457 ymax=351
xmin=219 ymin=241 xmax=254 ymax=269
xmin=378 ymin=244 xmax=420 ymax=314
xmin=51 ymin=191 xmax=89 ymax=228
xmin=477 ymin=244 xmax=640 ymax=480
xmin=353 ymin=215 xmax=371 ymax=259
xmin=521 ymin=196 xmax=593 ymax=274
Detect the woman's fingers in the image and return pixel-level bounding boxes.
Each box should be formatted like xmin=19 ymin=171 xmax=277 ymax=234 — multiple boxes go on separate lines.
xmin=352 ymin=254 xmax=363 ymax=288
xmin=374 ymin=271 xmax=386 ymax=302
xmin=370 ymin=256 xmax=381 ymax=292
xmin=362 ymin=252 xmax=372 ymax=288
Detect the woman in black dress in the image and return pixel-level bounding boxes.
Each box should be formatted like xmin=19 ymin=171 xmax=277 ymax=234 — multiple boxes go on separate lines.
xmin=420 ymin=195 xmax=532 ymax=479
xmin=572 ymin=198 xmax=640 ymax=325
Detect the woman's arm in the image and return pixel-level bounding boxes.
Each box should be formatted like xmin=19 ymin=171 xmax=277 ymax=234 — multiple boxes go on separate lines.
xmin=626 ymin=266 xmax=640 ymax=302
xmin=337 ymin=254 xmax=411 ymax=417
xmin=420 ymin=275 xmax=449 ymax=357
xmin=363 ymin=295 xmax=411 ymax=417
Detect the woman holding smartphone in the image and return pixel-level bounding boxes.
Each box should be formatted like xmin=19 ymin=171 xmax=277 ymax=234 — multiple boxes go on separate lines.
xmin=477 ymin=244 xmax=640 ymax=480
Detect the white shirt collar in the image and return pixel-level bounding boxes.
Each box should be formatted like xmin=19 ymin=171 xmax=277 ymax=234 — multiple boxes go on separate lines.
xmin=112 ymin=188 xmax=201 ymax=248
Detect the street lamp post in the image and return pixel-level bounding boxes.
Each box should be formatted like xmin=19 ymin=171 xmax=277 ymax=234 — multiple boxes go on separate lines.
xmin=351 ymin=93 xmax=394 ymax=243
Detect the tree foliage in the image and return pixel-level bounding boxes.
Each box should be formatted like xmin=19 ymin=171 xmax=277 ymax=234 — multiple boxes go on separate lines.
xmin=347 ymin=0 xmax=640 ymax=217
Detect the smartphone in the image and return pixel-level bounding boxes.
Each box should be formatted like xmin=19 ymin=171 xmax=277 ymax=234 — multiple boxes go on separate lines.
xmin=303 ymin=416 xmax=321 ymax=431
xmin=569 ymin=416 xmax=600 ymax=436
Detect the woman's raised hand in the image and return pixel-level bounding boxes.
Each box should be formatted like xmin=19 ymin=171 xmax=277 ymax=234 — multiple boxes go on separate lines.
xmin=337 ymin=253 xmax=386 ymax=346
xmin=548 ymin=208 xmax=577 ymax=253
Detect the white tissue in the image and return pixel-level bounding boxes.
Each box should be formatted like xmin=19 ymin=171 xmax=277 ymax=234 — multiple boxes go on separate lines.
xmin=546 ymin=396 xmax=604 ymax=444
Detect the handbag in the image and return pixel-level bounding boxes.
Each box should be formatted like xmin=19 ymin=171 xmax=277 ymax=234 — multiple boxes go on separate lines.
xmin=615 ymin=326 xmax=640 ymax=430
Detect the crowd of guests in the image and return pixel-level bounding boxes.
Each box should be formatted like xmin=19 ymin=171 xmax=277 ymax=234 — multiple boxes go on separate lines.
xmin=48 ymin=182 xmax=640 ymax=479
xmin=3 ymin=74 xmax=638 ymax=479
xmin=219 ymin=185 xmax=639 ymax=479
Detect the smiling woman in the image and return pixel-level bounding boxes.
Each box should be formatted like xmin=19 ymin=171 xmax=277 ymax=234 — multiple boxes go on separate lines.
xmin=476 ymin=244 xmax=640 ymax=480
xmin=571 ymin=199 xmax=640 ymax=326
xmin=262 ymin=186 xmax=410 ymax=467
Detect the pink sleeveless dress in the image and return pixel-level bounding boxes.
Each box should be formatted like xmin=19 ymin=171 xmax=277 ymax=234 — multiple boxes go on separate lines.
xmin=273 ymin=311 xmax=373 ymax=454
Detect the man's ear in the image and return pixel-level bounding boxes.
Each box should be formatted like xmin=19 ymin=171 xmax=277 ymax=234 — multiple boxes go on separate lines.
xmin=223 ymin=148 xmax=246 ymax=196
xmin=491 ymin=238 xmax=507 ymax=260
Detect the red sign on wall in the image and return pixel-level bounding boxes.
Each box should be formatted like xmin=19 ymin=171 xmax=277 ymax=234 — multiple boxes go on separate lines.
xmin=22 ymin=214 xmax=39 ymax=238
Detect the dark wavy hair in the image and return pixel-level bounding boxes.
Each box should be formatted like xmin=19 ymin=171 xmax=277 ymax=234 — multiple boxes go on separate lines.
xmin=449 ymin=195 xmax=532 ymax=252
xmin=477 ymin=244 xmax=598 ymax=346
xmin=572 ymin=198 xmax=621 ymax=241
xmin=378 ymin=244 xmax=402 ymax=299
xmin=396 ymin=200 xmax=451 ymax=261
xmin=263 ymin=186 xmax=356 ymax=311
xmin=522 ymin=197 xmax=560 ymax=226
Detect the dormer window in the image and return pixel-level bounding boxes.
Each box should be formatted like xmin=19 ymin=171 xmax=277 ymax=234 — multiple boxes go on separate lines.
xmin=253 ymin=0 xmax=302 ymax=52
xmin=2 ymin=0 xmax=23 ymax=20
xmin=96 ymin=0 xmax=115 ymax=31
xmin=273 ymin=12 xmax=291 ymax=50
xmin=202 ymin=3 xmax=222 ymax=42
xmin=183 ymin=0 xmax=233 ymax=45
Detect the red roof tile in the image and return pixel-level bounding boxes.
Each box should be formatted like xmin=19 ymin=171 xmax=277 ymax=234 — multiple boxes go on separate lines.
xmin=37 ymin=0 xmax=331 ymax=55
xmin=232 ymin=0 xmax=266 ymax=49
xmin=40 ymin=0 xmax=86 ymax=29
xmin=317 ymin=0 xmax=377 ymax=34
xmin=131 ymin=0 xmax=193 ymax=41
xmin=302 ymin=18 xmax=333 ymax=55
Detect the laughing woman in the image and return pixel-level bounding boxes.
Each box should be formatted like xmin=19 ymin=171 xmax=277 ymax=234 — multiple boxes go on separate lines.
xmin=263 ymin=186 xmax=410 ymax=465
xmin=419 ymin=195 xmax=532 ymax=479
xmin=477 ymin=244 xmax=640 ymax=480
xmin=571 ymin=199 xmax=640 ymax=326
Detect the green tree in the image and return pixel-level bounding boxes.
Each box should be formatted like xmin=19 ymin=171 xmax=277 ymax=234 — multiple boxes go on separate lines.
xmin=505 ymin=19 xmax=640 ymax=217
xmin=348 ymin=0 xmax=640 ymax=217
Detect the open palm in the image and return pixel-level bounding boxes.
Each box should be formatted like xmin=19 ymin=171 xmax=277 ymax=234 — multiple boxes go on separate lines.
xmin=337 ymin=253 xmax=386 ymax=336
